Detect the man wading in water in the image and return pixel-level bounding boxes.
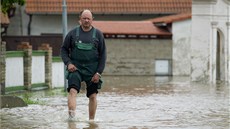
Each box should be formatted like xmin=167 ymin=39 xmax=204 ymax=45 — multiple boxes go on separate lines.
xmin=61 ymin=9 xmax=106 ymax=121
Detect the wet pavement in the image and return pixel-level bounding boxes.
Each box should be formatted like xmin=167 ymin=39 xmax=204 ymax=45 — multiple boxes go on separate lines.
xmin=0 ymin=76 xmax=229 ymax=129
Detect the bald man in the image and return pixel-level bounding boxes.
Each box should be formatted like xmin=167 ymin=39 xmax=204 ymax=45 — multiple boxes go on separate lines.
xmin=61 ymin=9 xmax=106 ymax=120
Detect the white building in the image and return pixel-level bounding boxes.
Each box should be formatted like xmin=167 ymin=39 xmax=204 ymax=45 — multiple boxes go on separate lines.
xmin=191 ymin=0 xmax=230 ymax=83
xmin=148 ymin=13 xmax=192 ymax=76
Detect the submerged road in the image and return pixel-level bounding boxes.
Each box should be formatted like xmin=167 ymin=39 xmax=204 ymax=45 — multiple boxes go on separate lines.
xmin=0 ymin=76 xmax=229 ymax=129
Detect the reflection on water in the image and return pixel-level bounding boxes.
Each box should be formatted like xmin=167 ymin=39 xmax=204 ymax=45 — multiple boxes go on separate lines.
xmin=68 ymin=121 xmax=99 ymax=129
xmin=0 ymin=76 xmax=229 ymax=129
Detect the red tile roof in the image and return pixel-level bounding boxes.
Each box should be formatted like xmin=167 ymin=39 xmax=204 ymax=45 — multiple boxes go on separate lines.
xmin=25 ymin=0 xmax=191 ymax=14
xmin=92 ymin=21 xmax=171 ymax=36
xmin=147 ymin=13 xmax=191 ymax=24
xmin=0 ymin=12 xmax=10 ymax=25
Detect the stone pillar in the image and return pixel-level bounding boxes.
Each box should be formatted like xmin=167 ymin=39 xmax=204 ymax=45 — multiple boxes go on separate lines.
xmin=38 ymin=44 xmax=52 ymax=89
xmin=227 ymin=22 xmax=230 ymax=83
xmin=17 ymin=42 xmax=32 ymax=90
xmin=0 ymin=42 xmax=6 ymax=95
xmin=210 ymin=21 xmax=218 ymax=83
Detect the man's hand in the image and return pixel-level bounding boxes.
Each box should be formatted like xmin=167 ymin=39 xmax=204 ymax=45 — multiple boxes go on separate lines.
xmin=68 ymin=64 xmax=77 ymax=72
xmin=91 ymin=73 xmax=101 ymax=83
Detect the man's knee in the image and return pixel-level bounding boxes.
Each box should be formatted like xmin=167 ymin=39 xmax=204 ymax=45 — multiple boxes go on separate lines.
xmin=69 ymin=88 xmax=78 ymax=95
xmin=89 ymin=93 xmax=97 ymax=100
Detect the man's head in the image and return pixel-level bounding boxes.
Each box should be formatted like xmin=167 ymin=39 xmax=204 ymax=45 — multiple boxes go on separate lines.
xmin=79 ymin=9 xmax=94 ymax=30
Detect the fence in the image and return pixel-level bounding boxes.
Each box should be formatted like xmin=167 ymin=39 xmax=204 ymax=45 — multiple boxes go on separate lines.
xmin=0 ymin=41 xmax=65 ymax=94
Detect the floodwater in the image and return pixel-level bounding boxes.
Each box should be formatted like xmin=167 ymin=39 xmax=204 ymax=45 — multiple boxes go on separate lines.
xmin=0 ymin=76 xmax=229 ymax=129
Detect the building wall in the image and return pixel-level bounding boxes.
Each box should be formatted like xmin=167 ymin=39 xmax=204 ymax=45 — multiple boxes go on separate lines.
xmin=172 ymin=19 xmax=191 ymax=76
xmin=191 ymin=0 xmax=230 ymax=82
xmin=104 ymin=39 xmax=172 ymax=75
xmin=51 ymin=39 xmax=172 ymax=87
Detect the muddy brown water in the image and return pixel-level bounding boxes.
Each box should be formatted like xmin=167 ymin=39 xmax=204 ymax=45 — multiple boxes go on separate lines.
xmin=0 ymin=76 xmax=229 ymax=129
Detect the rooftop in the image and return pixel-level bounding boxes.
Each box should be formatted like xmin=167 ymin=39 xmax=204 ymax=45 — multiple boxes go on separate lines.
xmin=25 ymin=0 xmax=191 ymax=15
xmin=147 ymin=13 xmax=191 ymax=24
xmin=92 ymin=21 xmax=172 ymax=38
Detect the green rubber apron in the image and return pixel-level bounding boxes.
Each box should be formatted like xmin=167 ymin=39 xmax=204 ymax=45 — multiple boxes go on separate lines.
xmin=66 ymin=26 xmax=102 ymax=89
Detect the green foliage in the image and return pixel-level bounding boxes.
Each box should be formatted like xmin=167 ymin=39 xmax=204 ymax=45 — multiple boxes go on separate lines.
xmin=45 ymin=88 xmax=68 ymax=96
xmin=22 ymin=93 xmax=44 ymax=105
xmin=1 ymin=0 xmax=25 ymax=14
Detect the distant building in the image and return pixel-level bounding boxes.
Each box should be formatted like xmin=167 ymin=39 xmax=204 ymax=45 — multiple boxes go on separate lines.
xmin=3 ymin=0 xmax=193 ymax=77
xmin=6 ymin=0 xmax=191 ymax=35
xmin=148 ymin=13 xmax=192 ymax=76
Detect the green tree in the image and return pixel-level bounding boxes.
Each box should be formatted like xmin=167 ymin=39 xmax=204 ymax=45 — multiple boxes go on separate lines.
xmin=1 ymin=0 xmax=25 ymax=14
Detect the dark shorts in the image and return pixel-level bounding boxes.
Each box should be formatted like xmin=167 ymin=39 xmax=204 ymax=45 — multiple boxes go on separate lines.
xmin=66 ymin=70 xmax=99 ymax=98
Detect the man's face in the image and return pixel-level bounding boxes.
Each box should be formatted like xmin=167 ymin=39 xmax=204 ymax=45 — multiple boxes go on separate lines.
xmin=80 ymin=11 xmax=93 ymax=29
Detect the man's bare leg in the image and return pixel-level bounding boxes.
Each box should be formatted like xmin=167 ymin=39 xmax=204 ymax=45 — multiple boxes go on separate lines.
xmin=68 ymin=88 xmax=77 ymax=117
xmin=88 ymin=93 xmax=97 ymax=120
